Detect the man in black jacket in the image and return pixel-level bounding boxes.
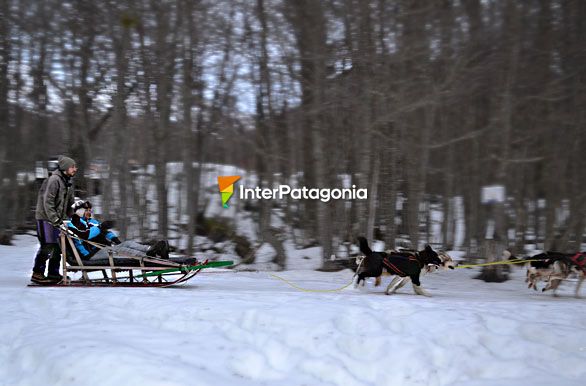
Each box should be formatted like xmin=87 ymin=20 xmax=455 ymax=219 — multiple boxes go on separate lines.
xmin=31 ymin=156 xmax=77 ymax=283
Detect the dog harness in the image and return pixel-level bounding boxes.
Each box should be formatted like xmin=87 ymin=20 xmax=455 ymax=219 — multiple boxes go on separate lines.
xmin=570 ymin=252 xmax=586 ymax=271
xmin=382 ymin=254 xmax=422 ymax=276
xmin=382 ymin=257 xmax=405 ymax=276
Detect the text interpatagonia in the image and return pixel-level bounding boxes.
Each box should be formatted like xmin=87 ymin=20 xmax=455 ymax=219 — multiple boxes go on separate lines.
xmin=239 ymin=184 xmax=368 ymax=203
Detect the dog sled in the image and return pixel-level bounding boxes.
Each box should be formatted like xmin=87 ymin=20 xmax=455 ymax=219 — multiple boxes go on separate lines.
xmin=29 ymin=229 xmax=233 ymax=287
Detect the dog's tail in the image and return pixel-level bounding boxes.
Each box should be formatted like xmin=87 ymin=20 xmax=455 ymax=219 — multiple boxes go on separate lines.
xmin=357 ymin=237 xmax=372 ymax=255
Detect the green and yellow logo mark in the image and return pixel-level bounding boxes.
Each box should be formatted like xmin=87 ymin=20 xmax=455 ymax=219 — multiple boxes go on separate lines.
xmin=217 ymin=176 xmax=241 ymax=208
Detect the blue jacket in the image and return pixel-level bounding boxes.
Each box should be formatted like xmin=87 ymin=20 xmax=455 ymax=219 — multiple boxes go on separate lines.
xmin=67 ymin=215 xmax=117 ymax=258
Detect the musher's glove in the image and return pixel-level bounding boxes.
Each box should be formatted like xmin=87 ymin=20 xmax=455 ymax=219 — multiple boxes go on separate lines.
xmin=111 ymin=236 xmax=122 ymax=245
xmin=58 ymin=224 xmax=74 ymax=237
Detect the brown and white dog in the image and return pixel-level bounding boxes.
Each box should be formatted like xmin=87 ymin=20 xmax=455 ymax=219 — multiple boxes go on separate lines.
xmin=526 ymin=252 xmax=585 ymax=297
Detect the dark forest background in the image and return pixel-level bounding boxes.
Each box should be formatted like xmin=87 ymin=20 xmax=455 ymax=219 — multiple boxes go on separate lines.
xmin=1 ymin=0 xmax=585 ymax=264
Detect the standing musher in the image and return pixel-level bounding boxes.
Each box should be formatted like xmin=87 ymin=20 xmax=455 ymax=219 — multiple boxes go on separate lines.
xmin=31 ymin=156 xmax=77 ymax=283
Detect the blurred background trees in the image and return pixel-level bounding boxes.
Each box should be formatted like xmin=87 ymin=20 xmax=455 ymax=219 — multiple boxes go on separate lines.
xmin=1 ymin=0 xmax=584 ymax=263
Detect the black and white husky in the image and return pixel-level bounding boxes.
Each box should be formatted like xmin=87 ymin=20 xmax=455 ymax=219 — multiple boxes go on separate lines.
xmin=355 ymin=237 xmax=451 ymax=296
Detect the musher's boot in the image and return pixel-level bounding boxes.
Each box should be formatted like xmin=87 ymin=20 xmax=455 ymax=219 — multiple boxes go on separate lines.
xmin=31 ymin=272 xmax=54 ymax=284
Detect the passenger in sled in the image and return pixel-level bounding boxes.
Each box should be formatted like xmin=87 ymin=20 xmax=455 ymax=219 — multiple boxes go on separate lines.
xmin=66 ymin=200 xmax=195 ymax=265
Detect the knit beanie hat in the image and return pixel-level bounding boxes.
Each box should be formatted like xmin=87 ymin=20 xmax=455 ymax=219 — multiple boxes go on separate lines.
xmin=58 ymin=156 xmax=76 ymax=171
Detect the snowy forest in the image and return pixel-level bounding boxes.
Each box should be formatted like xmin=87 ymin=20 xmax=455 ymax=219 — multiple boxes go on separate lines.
xmin=0 ymin=0 xmax=585 ymax=264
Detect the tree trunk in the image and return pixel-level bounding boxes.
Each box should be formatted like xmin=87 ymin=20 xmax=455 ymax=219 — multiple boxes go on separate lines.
xmin=0 ymin=0 xmax=12 ymax=242
xmin=182 ymin=0 xmax=196 ymax=255
xmin=285 ymin=0 xmax=328 ymax=257
xmin=112 ymin=19 xmax=130 ymax=238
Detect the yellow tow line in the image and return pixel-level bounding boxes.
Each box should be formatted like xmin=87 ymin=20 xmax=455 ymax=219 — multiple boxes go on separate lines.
xmin=269 ymin=273 xmax=356 ymax=293
xmin=270 ymin=259 xmax=540 ymax=293
xmin=455 ymin=259 xmax=539 ymax=269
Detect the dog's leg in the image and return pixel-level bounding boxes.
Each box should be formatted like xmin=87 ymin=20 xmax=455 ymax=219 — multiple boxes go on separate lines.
xmin=552 ymin=279 xmax=561 ymax=297
xmin=412 ymin=283 xmax=431 ymax=297
xmin=527 ymin=268 xmax=539 ymax=290
xmin=354 ymin=274 xmax=365 ymax=288
xmin=544 ymin=278 xmax=562 ymax=296
xmin=575 ymin=273 xmax=584 ymax=298
xmin=526 ymin=274 xmax=534 ymax=289
xmin=385 ymin=276 xmax=402 ymax=295
xmin=411 ymin=275 xmax=431 ymax=297
xmin=528 ymin=274 xmax=538 ymax=290
xmin=550 ymin=262 xmax=566 ymax=297
xmin=394 ymin=277 xmax=409 ymax=292
xmin=375 ymin=276 xmax=382 ymax=287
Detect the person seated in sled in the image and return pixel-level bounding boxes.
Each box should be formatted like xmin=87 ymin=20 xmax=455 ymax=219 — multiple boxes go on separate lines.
xmin=66 ymin=199 xmax=170 ymax=262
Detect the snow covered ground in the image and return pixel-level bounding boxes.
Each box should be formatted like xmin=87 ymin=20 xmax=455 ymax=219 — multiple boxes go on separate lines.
xmin=1 ymin=235 xmax=585 ymax=386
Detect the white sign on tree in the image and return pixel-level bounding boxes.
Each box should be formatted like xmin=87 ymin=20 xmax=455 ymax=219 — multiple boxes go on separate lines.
xmin=481 ymin=185 xmax=505 ymax=204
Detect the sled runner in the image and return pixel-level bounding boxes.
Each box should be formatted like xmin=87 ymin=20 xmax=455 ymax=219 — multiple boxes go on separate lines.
xmin=29 ymin=230 xmax=233 ymax=287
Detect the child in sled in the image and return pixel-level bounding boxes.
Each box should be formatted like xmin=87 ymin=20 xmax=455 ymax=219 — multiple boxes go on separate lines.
xmin=67 ymin=200 xmax=170 ymax=261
